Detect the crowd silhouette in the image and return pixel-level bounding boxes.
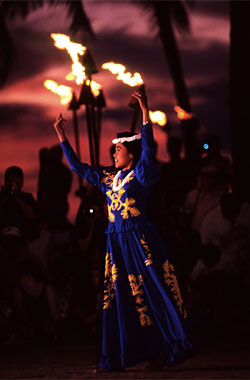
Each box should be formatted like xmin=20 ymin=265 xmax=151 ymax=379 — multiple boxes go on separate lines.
xmin=0 ymin=135 xmax=249 ymax=353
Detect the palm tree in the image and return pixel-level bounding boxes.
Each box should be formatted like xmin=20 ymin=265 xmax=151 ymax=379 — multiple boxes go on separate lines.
xmin=0 ymin=0 xmax=94 ymax=87
xmin=230 ymin=1 xmax=250 ymax=200
xmin=138 ymin=1 xmax=199 ymax=164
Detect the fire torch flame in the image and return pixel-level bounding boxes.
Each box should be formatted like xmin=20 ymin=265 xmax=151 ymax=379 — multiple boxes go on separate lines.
xmin=149 ymin=111 xmax=167 ymax=127
xmin=86 ymin=79 xmax=102 ymax=97
xmin=44 ymin=80 xmax=72 ymax=105
xmin=102 ymin=61 xmax=143 ymax=87
xmin=51 ymin=33 xmax=87 ymax=85
xmin=174 ymin=106 xmax=193 ymax=120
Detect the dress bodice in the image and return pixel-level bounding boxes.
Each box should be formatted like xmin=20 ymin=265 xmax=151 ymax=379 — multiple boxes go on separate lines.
xmin=60 ymin=122 xmax=160 ymax=233
xmin=102 ymin=168 xmax=151 ymax=233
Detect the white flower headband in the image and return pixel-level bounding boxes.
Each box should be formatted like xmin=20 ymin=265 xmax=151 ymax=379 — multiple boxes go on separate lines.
xmin=112 ymin=134 xmax=141 ymax=144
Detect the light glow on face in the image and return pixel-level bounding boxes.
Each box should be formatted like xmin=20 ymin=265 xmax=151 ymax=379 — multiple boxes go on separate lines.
xmin=113 ymin=143 xmax=133 ymax=170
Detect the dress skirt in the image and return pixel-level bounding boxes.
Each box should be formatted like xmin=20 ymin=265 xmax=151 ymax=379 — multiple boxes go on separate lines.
xmin=99 ymin=222 xmax=194 ymax=370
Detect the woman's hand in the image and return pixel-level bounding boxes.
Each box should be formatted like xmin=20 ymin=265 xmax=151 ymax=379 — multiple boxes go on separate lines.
xmin=132 ymin=90 xmax=148 ymax=111
xmin=53 ymin=113 xmax=67 ymax=142
xmin=132 ymin=90 xmax=150 ymax=124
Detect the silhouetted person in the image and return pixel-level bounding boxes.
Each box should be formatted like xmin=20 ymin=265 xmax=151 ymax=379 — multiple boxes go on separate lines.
xmin=37 ymin=145 xmax=72 ymax=231
xmin=37 ymin=148 xmax=50 ymax=221
xmin=159 ymin=136 xmax=195 ymax=214
xmin=0 ymin=166 xmax=38 ymax=242
xmin=16 ymin=259 xmax=59 ymax=343
xmin=185 ymin=164 xmax=225 ymax=234
xmin=201 ymin=190 xmax=250 ymax=275
xmin=200 ymin=135 xmax=232 ymax=189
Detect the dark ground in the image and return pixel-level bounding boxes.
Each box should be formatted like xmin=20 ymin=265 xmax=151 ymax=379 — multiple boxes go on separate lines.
xmin=0 ymin=334 xmax=250 ymax=380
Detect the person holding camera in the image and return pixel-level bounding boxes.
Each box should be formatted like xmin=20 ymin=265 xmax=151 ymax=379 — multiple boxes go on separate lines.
xmin=0 ymin=166 xmax=38 ymax=243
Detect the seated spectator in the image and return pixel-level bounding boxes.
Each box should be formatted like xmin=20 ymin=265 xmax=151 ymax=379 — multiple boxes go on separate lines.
xmin=159 ymin=136 xmax=195 ymax=214
xmin=187 ymin=243 xmax=225 ymax=335
xmin=27 ymin=216 xmax=54 ymax=272
xmin=200 ymin=190 xmax=250 ymax=275
xmin=15 ymin=259 xmax=59 ymax=343
xmin=200 ymin=135 xmax=232 ymax=188
xmin=69 ymin=264 xmax=102 ymax=344
xmin=185 ymin=164 xmax=226 ymax=234
xmin=37 ymin=145 xmax=72 ymax=232
xmin=0 ymin=166 xmax=38 ymax=242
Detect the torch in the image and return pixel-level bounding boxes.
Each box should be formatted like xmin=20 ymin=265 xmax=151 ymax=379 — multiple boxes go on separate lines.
xmin=174 ymin=105 xmax=199 ymax=164
xmin=102 ymin=61 xmax=167 ymax=132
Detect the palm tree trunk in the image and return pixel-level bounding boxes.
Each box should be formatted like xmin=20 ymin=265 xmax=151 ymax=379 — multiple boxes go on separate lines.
xmin=153 ymin=2 xmax=199 ymax=164
xmin=153 ymin=2 xmax=191 ymax=112
xmin=230 ymin=1 xmax=250 ymax=200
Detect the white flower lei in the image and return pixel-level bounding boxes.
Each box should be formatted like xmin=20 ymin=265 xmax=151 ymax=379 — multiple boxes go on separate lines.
xmin=112 ymin=170 xmax=134 ymax=192
xmin=112 ymin=134 xmax=141 ymax=144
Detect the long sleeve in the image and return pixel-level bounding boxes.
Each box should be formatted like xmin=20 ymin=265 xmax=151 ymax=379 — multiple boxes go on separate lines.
xmin=134 ymin=122 xmax=160 ymax=187
xmin=60 ymin=139 xmax=113 ymax=193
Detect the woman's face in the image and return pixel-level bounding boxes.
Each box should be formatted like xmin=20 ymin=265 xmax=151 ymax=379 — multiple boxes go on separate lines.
xmin=113 ymin=143 xmax=134 ymax=170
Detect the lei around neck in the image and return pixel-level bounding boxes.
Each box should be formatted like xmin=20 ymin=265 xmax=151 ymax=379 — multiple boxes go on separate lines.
xmin=112 ymin=170 xmax=134 ymax=192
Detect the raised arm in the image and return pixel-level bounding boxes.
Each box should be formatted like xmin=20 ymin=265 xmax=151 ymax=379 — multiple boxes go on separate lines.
xmin=53 ymin=114 xmax=108 ymax=192
xmin=132 ymin=90 xmax=150 ymax=124
xmin=53 ymin=113 xmax=67 ymax=142
xmin=132 ymin=90 xmax=160 ymax=186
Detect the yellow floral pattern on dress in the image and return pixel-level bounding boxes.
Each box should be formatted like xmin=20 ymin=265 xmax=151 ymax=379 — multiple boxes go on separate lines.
xmin=106 ymin=175 xmax=140 ymax=222
xmin=140 ymin=234 xmax=153 ymax=266
xmin=103 ymin=253 xmax=118 ymax=309
xmin=128 ymin=274 xmax=152 ymax=327
xmin=102 ymin=170 xmax=116 ymax=188
xmin=163 ymin=260 xmax=187 ymax=319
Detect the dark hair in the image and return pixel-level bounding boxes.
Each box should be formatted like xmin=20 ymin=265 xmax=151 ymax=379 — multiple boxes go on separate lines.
xmin=4 ymin=166 xmax=23 ymax=184
xmin=116 ymin=131 xmax=142 ymax=167
xmin=16 ymin=260 xmax=48 ymax=284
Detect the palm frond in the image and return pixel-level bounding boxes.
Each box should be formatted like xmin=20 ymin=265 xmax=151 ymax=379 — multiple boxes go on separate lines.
xmin=0 ymin=0 xmax=94 ymax=87
xmin=134 ymin=0 xmax=191 ymax=36
xmin=171 ymin=1 xmax=190 ymax=34
xmin=63 ymin=0 xmax=94 ymax=37
xmin=1 ymin=1 xmax=43 ymax=20
xmin=0 ymin=7 xmax=14 ymax=87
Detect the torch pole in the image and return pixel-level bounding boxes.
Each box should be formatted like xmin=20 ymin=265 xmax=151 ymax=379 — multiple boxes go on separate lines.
xmin=85 ymin=104 xmax=96 ymax=166
xmin=72 ymin=109 xmax=81 ymax=159
xmin=96 ymin=106 xmax=102 ymax=156
xmin=72 ymin=109 xmax=83 ymax=187
xmin=91 ymin=105 xmax=100 ymax=167
xmin=130 ymin=104 xmax=140 ymax=133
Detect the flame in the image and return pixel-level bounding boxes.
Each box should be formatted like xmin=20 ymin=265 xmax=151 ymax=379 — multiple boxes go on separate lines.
xmin=149 ymin=111 xmax=167 ymax=126
xmin=86 ymin=79 xmax=102 ymax=97
xmin=174 ymin=106 xmax=193 ymax=120
xmin=102 ymin=61 xmax=143 ymax=87
xmin=51 ymin=33 xmax=87 ymax=85
xmin=44 ymin=80 xmax=72 ymax=105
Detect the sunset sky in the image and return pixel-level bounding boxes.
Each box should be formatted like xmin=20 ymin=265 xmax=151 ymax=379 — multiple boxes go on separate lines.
xmin=0 ymin=1 xmax=230 ymax=221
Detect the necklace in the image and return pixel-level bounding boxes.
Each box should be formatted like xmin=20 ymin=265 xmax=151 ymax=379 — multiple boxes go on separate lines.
xmin=112 ymin=170 xmax=134 ymax=192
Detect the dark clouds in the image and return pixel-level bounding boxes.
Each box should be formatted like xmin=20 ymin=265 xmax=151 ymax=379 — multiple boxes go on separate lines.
xmin=0 ymin=103 xmax=52 ymax=133
xmin=6 ymin=25 xmax=71 ymax=85
xmin=180 ymin=40 xmax=229 ymax=78
xmin=193 ymin=0 xmax=230 ymax=19
xmin=192 ymin=79 xmax=229 ymax=148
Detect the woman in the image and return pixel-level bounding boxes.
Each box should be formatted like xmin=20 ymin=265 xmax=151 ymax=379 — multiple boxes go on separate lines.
xmin=53 ymin=90 xmax=194 ymax=372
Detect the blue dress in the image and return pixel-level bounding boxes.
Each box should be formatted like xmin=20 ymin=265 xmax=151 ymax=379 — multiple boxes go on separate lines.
xmin=61 ymin=122 xmax=194 ymax=370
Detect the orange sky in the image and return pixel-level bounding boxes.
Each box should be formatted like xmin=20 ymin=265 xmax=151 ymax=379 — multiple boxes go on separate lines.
xmin=0 ymin=1 xmax=229 ymax=222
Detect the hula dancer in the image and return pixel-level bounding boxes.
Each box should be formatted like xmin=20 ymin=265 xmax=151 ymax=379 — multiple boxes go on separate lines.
xmin=53 ymin=90 xmax=194 ymax=372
